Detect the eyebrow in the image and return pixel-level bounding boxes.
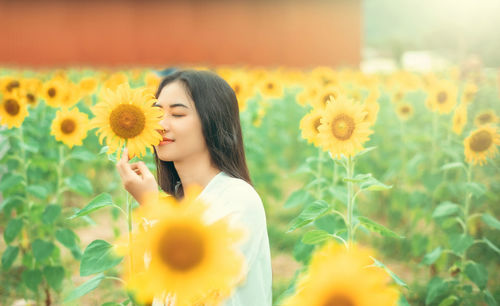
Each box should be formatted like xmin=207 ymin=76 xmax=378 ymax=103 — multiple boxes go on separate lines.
xmin=153 ymin=102 xmax=189 ymax=109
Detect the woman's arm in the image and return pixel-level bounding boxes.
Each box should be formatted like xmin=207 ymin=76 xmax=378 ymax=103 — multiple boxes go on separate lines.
xmin=116 ymin=148 xmax=159 ymax=205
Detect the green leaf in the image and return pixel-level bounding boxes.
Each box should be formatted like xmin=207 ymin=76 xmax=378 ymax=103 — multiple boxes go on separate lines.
xmin=398 ymin=294 xmax=410 ymax=306
xmin=80 ymin=240 xmax=123 ymax=276
xmin=484 ymin=290 xmax=498 ymax=306
xmin=357 ymin=216 xmax=402 ymax=238
xmin=22 ymin=269 xmax=42 ymax=291
xmin=284 ymin=189 xmax=314 ymax=208
xmin=287 ymin=200 xmax=330 ymax=232
xmin=27 ymin=185 xmax=48 ymax=199
xmin=56 ymin=228 xmax=78 ymax=248
xmin=483 ymin=238 xmax=500 ymax=255
xmin=432 ymin=202 xmax=460 ymax=219
xmin=0 ymin=174 xmax=24 ymax=191
xmin=422 ymin=247 xmax=442 ymax=265
xmin=327 ymin=186 xmax=347 ymax=204
xmin=69 ymin=193 xmax=114 ymax=219
xmin=438 ymin=295 xmax=459 ymax=306
xmin=370 ymin=257 xmax=407 ymax=288
xmin=426 ymin=277 xmax=449 ymax=305
xmin=449 ymin=234 xmax=474 ymax=255
xmin=359 ymin=176 xmax=392 ymax=191
xmin=343 ymin=173 xmax=372 ymax=183
xmin=32 ymin=239 xmax=55 ymax=262
xmin=1 ymin=246 xmax=19 ymax=269
xmin=42 ymin=204 xmax=62 ymax=224
xmin=440 ymin=162 xmax=466 ymax=171
xmin=465 ymin=262 xmax=488 ymax=290
xmin=301 ymin=230 xmax=332 ymax=245
xmin=482 ymin=213 xmax=500 ymax=230
xmin=64 ymin=273 xmax=105 ymax=302
xmin=0 ymin=196 xmax=23 ymax=213
xmin=4 ymin=218 xmax=23 ymax=244
xmin=464 ymin=182 xmax=486 ymax=198
xmin=65 ymin=174 xmax=93 ymax=196
xmin=353 ymin=146 xmax=376 ymax=159
xmin=44 ymin=266 xmax=65 ymax=290
xmin=69 ymin=149 xmax=94 ymax=161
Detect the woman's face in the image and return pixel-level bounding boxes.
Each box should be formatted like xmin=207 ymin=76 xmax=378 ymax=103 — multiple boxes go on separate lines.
xmin=154 ymin=81 xmax=207 ymax=162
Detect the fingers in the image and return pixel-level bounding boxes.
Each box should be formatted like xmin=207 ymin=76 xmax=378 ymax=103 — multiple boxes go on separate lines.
xmin=136 ymin=162 xmax=154 ymax=179
xmin=116 ymin=148 xmax=135 ymax=178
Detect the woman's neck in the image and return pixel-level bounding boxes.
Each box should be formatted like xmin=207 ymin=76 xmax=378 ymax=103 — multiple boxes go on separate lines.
xmin=174 ymin=153 xmax=221 ymax=190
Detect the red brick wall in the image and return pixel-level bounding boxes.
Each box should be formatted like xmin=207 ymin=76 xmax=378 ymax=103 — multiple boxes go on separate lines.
xmin=0 ymin=0 xmax=361 ymax=68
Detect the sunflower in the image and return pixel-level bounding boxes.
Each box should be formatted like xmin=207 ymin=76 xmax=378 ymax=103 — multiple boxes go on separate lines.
xmin=391 ymin=88 xmax=406 ymax=104
xmin=42 ymin=78 xmax=68 ymax=107
xmin=300 ymin=109 xmax=324 ymax=147
xmin=313 ymin=85 xmax=342 ymax=110
xmin=464 ymin=126 xmax=500 ymax=166
xmin=425 ymin=80 xmax=458 ymax=114
xmin=461 ymin=82 xmax=477 ymax=104
xmin=452 ymin=103 xmax=468 ymax=135
xmin=21 ymin=78 xmax=42 ymax=107
xmin=0 ymin=92 xmax=29 ymax=128
xmin=79 ymin=76 xmax=99 ymax=97
xmin=296 ymin=82 xmax=320 ymax=107
xmin=144 ymin=72 xmax=161 ymax=91
xmin=395 ymin=102 xmax=414 ymax=122
xmin=226 ymin=71 xmax=253 ymax=111
xmin=50 ymin=107 xmax=90 ymax=148
xmin=362 ymin=96 xmax=380 ymax=126
xmin=60 ymin=81 xmax=82 ymax=108
xmin=282 ymin=242 xmax=399 ymax=306
xmin=310 ymin=67 xmax=339 ymax=86
xmin=102 ymin=72 xmax=129 ymax=91
xmin=258 ymin=75 xmax=284 ymax=99
xmin=474 ymin=110 xmax=499 ymax=127
xmin=0 ymin=76 xmax=22 ymax=94
xmin=317 ymin=95 xmax=373 ymax=158
xmin=89 ymin=83 xmax=164 ymax=159
xmin=120 ymin=188 xmax=247 ymax=305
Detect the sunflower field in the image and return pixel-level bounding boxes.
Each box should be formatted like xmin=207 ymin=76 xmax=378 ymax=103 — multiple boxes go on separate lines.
xmin=0 ymin=66 xmax=499 ymax=305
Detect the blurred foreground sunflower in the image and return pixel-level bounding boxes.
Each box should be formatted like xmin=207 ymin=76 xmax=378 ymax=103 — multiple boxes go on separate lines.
xmin=119 ymin=188 xmax=247 ymax=305
xmin=464 ymin=126 xmax=500 ymax=166
xmin=90 ymin=83 xmax=163 ymax=159
xmin=50 ymin=107 xmax=90 ymax=148
xmin=282 ymin=242 xmax=399 ymax=306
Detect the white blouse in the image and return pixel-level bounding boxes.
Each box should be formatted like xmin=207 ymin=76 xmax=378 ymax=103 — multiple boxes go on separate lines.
xmin=151 ymin=171 xmax=273 ymax=306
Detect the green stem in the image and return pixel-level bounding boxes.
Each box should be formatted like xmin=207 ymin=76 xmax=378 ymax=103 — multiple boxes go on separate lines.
xmin=105 ymin=276 xmax=127 ymax=285
xmin=431 ymin=112 xmax=438 ymax=170
xmin=317 ymin=150 xmax=324 ymax=198
xmin=126 ymin=189 xmax=133 ymax=279
xmin=346 ymin=156 xmax=355 ymax=248
xmin=460 ymin=163 xmax=473 ymax=282
xmin=55 ymin=145 xmax=66 ymax=204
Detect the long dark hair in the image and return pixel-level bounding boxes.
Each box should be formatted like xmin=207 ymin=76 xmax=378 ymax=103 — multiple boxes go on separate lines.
xmin=153 ymin=69 xmax=251 ymax=198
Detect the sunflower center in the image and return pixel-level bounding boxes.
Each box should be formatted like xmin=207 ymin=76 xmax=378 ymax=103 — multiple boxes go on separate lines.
xmin=48 ymin=87 xmax=57 ymax=98
xmin=234 ymin=84 xmax=241 ymax=94
xmin=109 ymin=104 xmax=146 ymax=139
xmin=26 ymin=93 xmax=36 ymax=104
xmin=465 ymin=92 xmax=474 ymax=101
xmin=61 ymin=119 xmax=76 ymax=134
xmin=331 ymin=114 xmax=355 ymax=141
xmin=323 ymin=294 xmax=355 ymax=306
xmin=437 ymin=91 xmax=447 ymax=104
xmin=313 ymin=118 xmax=322 ymax=132
xmin=4 ymin=99 xmax=20 ymax=116
xmin=469 ymin=130 xmax=492 ymax=153
xmin=401 ymin=106 xmax=410 ymax=114
xmin=266 ymin=83 xmax=274 ymax=90
xmin=158 ymin=225 xmax=205 ymax=271
xmin=478 ymin=113 xmax=492 ymax=124
xmin=6 ymin=80 xmax=20 ymax=92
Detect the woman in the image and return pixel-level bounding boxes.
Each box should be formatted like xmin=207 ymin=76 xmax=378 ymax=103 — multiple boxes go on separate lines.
xmin=116 ymin=69 xmax=272 ymax=305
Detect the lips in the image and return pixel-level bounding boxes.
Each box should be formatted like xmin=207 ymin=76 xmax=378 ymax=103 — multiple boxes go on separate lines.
xmin=159 ymin=137 xmax=174 ymax=145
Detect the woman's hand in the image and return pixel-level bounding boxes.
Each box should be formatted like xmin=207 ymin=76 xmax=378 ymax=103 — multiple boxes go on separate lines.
xmin=116 ymin=148 xmax=158 ymax=205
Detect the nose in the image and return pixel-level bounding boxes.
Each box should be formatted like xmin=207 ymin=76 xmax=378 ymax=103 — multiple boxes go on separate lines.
xmin=159 ymin=114 xmax=170 ymax=133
